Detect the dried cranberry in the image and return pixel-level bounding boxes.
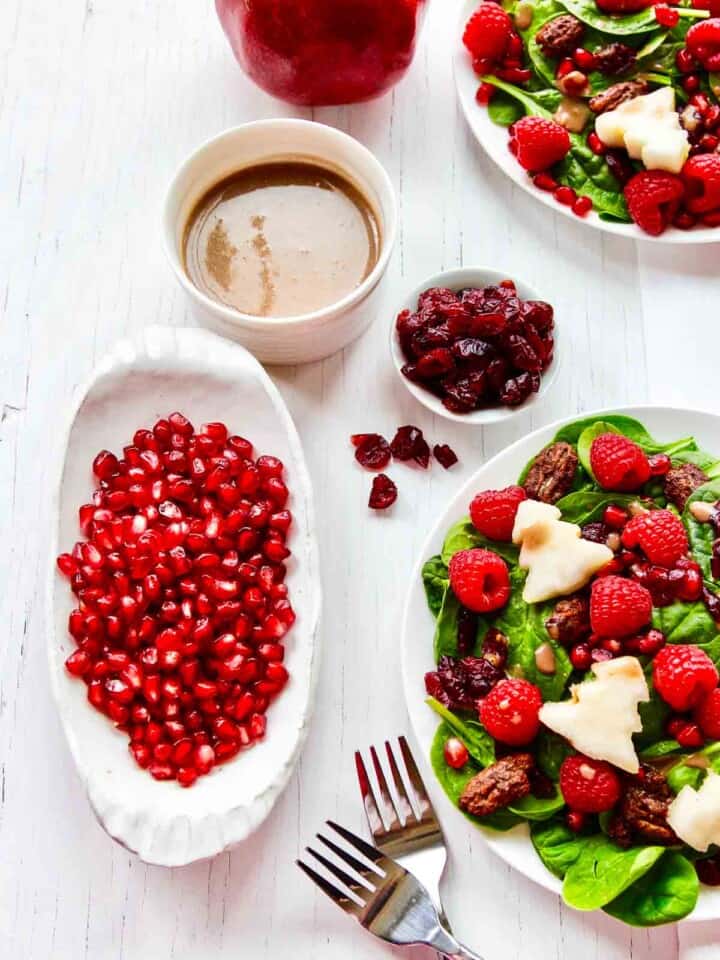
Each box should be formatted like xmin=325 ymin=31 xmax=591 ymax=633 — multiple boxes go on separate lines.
xmin=368 ymin=474 xmax=397 ymax=510
xmin=504 ymin=334 xmax=542 ymax=372
xmin=425 ymin=654 xmax=502 ymax=710
xmin=390 ymin=425 xmax=431 ymax=468
xmin=697 ymin=855 xmax=720 ymax=886
xmin=416 ymin=348 xmax=456 ymax=378
xmin=500 ymin=372 xmax=535 ymax=406
xmin=457 ymin=607 xmax=478 ymax=656
xmin=433 ymin=444 xmax=458 ymax=469
xmin=351 ymin=434 xmax=391 ymax=470
xmin=521 ymin=301 xmax=554 ymax=334
xmin=581 ymin=522 xmax=610 ymax=544
xmin=605 ymin=149 xmax=636 ymax=187
xmin=452 ymin=338 xmax=496 ymax=370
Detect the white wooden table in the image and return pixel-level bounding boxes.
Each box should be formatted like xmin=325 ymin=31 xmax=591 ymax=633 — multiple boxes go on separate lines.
xmin=2 ymin=1 xmax=719 ymax=957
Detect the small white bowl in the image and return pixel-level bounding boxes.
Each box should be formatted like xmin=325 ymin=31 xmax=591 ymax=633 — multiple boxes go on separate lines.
xmin=390 ymin=266 xmax=561 ymax=425
xmin=163 ymin=119 xmax=397 ymax=365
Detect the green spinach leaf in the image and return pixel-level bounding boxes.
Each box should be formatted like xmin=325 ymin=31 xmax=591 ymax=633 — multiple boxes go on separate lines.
xmin=429 ymin=723 xmax=521 ymax=831
xmin=422 ymin=555 xmax=448 ymax=618
xmin=488 ymin=90 xmax=525 ymax=126
xmin=604 ymin=852 xmax=699 ymax=926
xmin=434 ymin=588 xmax=462 ymax=660
xmin=530 ymin=819 xmax=588 ymax=878
xmin=493 ymin=567 xmax=573 ymax=700
xmin=684 ymin=479 xmax=720 ymax=583
xmin=536 ymin=728 xmax=573 ymax=779
xmin=510 ymin=785 xmax=565 ymax=820
xmin=640 ymin=739 xmax=684 ymax=759
xmin=440 ymin=518 xmax=519 ymax=567
xmin=652 ymin=600 xmax=718 ymax=646
xmin=556 ymin=0 xmax=706 ymax=35
xmin=426 ymin=697 xmax=496 ymax=767
xmin=563 ymin=836 xmax=665 ymax=910
xmin=555 ymin=490 xmax=640 ymax=525
xmin=555 ymin=138 xmax=630 ymax=222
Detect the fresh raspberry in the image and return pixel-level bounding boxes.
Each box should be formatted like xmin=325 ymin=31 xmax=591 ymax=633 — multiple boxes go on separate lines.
xmin=621 ymin=509 xmax=689 ymax=568
xmin=469 ymin=486 xmax=527 ymax=541
xmin=479 ymin=678 xmax=542 ymax=746
xmin=448 ymin=548 xmax=511 ymax=613
xmin=682 ymin=154 xmax=720 ymax=214
xmin=443 ymin=737 xmax=470 ymax=769
xmin=509 ymin=117 xmax=571 ymax=173
xmin=596 ymin=0 xmax=653 ymax=11
xmin=590 ymin=575 xmax=653 ymax=637
xmin=559 ymin=756 xmax=622 ymax=813
xmin=590 ymin=433 xmax=651 ymax=492
xmin=462 ymin=3 xmax=513 ymax=63
xmin=624 ymin=171 xmax=685 ymax=237
xmin=694 ymin=687 xmax=720 ymax=739
xmin=686 ymin=18 xmax=720 ymax=71
xmin=653 ymin=644 xmax=719 ymax=712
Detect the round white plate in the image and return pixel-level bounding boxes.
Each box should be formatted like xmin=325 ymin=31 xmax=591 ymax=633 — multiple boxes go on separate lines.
xmin=454 ymin=0 xmax=720 ymax=244
xmin=48 ymin=326 xmax=321 ymax=866
xmin=401 ymin=405 xmax=720 ymax=923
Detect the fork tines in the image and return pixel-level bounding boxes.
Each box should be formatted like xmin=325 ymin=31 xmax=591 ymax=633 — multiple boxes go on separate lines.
xmin=297 ymin=820 xmax=389 ymax=915
xmin=355 ymin=735 xmax=439 ymax=841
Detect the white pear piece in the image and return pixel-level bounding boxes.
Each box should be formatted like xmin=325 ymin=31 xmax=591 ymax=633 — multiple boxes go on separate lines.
xmin=538 ymin=657 xmax=649 ymax=773
xmin=595 ymin=87 xmax=689 ymax=174
xmin=667 ymin=771 xmax=720 ymax=852
xmin=511 ymin=499 xmax=612 ymax=603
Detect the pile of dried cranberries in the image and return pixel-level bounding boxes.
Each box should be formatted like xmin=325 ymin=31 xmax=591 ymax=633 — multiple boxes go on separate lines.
xmin=396 ymin=281 xmax=555 ymax=413
xmin=56 ymin=412 xmax=295 ymax=787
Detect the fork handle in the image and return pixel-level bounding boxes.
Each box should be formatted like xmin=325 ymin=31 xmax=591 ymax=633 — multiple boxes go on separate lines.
xmin=431 ymin=928 xmax=484 ymax=960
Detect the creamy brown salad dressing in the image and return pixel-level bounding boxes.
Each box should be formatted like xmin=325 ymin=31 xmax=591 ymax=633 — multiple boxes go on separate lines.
xmin=183 ymin=161 xmax=381 ymax=318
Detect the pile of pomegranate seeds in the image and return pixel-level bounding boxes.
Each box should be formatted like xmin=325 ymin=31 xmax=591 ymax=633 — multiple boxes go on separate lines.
xmin=396 ymin=283 xmax=554 ymax=413
xmin=56 ymin=412 xmax=296 ymax=787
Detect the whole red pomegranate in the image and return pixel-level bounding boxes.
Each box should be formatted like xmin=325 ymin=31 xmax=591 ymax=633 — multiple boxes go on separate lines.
xmin=216 ymin=0 xmax=427 ymax=105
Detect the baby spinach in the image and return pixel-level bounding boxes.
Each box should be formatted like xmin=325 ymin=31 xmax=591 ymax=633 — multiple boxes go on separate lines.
xmin=530 ymin=819 xmax=588 ymax=878
xmin=563 ymin=836 xmax=665 ymax=910
xmin=422 ymin=555 xmax=448 ymax=618
xmin=652 ymin=600 xmax=718 ymax=646
xmin=493 ymin=567 xmax=572 ymax=700
xmin=480 ymin=75 xmax=557 ymax=119
xmin=604 ymin=852 xmax=699 ymax=926
xmin=684 ymin=479 xmax=720 ymax=583
xmin=667 ymin=760 xmax=705 ymax=794
xmin=636 ymin=686 xmax=670 ymax=749
xmin=426 ymin=697 xmax=496 ymax=767
xmin=555 ymin=138 xmax=631 ymax=222
xmin=536 ymin=728 xmax=573 ymax=779
xmin=673 ymin=448 xmax=720 ymax=472
xmin=557 ymin=0 xmax=706 ymax=35
xmin=555 ymin=490 xmax=639 ymax=525
xmin=553 ymin=414 xmax=696 ymax=455
xmin=640 ymin=739 xmax=684 ymax=760
xmin=434 ymin=588 xmax=463 ymax=660
xmin=440 ymin=518 xmax=519 ymax=567
xmin=711 ymin=72 xmax=720 ymax=101
xmin=429 ymin=723 xmax=521 ymax=831
xmin=488 ymin=90 xmax=525 ymax=126
xmin=510 ymin=785 xmax=565 ymax=821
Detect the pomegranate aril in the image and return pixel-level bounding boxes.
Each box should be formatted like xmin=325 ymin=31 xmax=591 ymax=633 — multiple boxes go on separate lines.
xmin=177 ymin=766 xmax=198 ymax=787
xmin=65 ymin=649 xmax=91 ymax=676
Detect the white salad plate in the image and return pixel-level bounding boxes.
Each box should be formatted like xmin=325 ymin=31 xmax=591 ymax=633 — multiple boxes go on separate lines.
xmin=401 ymin=405 xmax=720 ymax=924
xmin=47 ymin=326 xmax=321 ymax=866
xmin=454 ymin=0 xmax=720 ymax=244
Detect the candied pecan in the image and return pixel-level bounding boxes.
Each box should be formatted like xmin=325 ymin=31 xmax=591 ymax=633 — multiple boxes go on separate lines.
xmin=593 ymin=42 xmax=637 ymax=77
xmin=535 ymin=14 xmax=585 ymax=59
xmin=545 ymin=595 xmax=590 ymax=646
xmin=590 ymin=79 xmax=648 ymax=115
xmin=482 ymin=627 xmax=509 ymax=670
xmin=523 ymin=441 xmax=578 ymax=504
xmin=459 ymin=753 xmax=534 ymax=817
xmin=663 ymin=463 xmax=708 ymax=511
xmin=608 ymin=765 xmax=679 ymax=848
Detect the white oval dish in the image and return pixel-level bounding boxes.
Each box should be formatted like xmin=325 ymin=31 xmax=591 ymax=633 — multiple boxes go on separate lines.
xmin=390 ymin=266 xmax=561 ymax=424
xmin=454 ymin=0 xmax=720 ymax=245
xmin=401 ymin=405 xmax=720 ymax=925
xmin=163 ymin=119 xmax=398 ymax=364
xmin=48 ymin=326 xmax=321 ymax=866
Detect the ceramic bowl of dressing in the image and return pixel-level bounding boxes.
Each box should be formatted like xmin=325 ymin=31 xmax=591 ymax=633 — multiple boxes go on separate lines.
xmin=163 ymin=119 xmax=397 ymax=365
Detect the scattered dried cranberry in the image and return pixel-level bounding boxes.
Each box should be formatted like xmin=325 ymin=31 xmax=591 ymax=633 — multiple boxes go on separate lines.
xmin=696 ymin=855 xmax=720 ymax=886
xmin=368 ymin=474 xmax=398 ymax=510
xmin=351 ymin=433 xmax=391 ymax=470
xmin=396 ymin=282 xmax=554 ymax=414
xmin=433 ymin=444 xmax=458 ymax=469
xmin=425 ymin=654 xmax=503 ymax=711
xmin=390 ymin=425 xmax=431 ymax=468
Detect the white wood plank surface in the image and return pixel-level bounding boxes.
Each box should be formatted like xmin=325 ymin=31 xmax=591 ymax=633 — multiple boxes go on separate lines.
xmin=2 ymin=0 xmax=710 ymax=956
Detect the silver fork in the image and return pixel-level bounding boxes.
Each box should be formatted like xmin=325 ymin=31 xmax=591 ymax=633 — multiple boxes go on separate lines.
xmin=297 ymin=820 xmax=483 ymax=959
xmin=355 ymin=736 xmax=456 ymax=958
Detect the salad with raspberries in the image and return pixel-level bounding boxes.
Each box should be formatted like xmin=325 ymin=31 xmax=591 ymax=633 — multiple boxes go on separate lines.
xmin=462 ymin=0 xmax=720 ymax=235
xmin=423 ymin=413 xmax=720 ymax=924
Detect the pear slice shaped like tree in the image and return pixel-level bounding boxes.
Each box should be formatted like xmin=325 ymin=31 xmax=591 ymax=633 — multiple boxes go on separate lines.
xmin=668 ymin=771 xmax=720 ymax=852
xmin=539 ymin=657 xmax=649 ymax=773
xmin=512 ymin=500 xmax=612 ymax=603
